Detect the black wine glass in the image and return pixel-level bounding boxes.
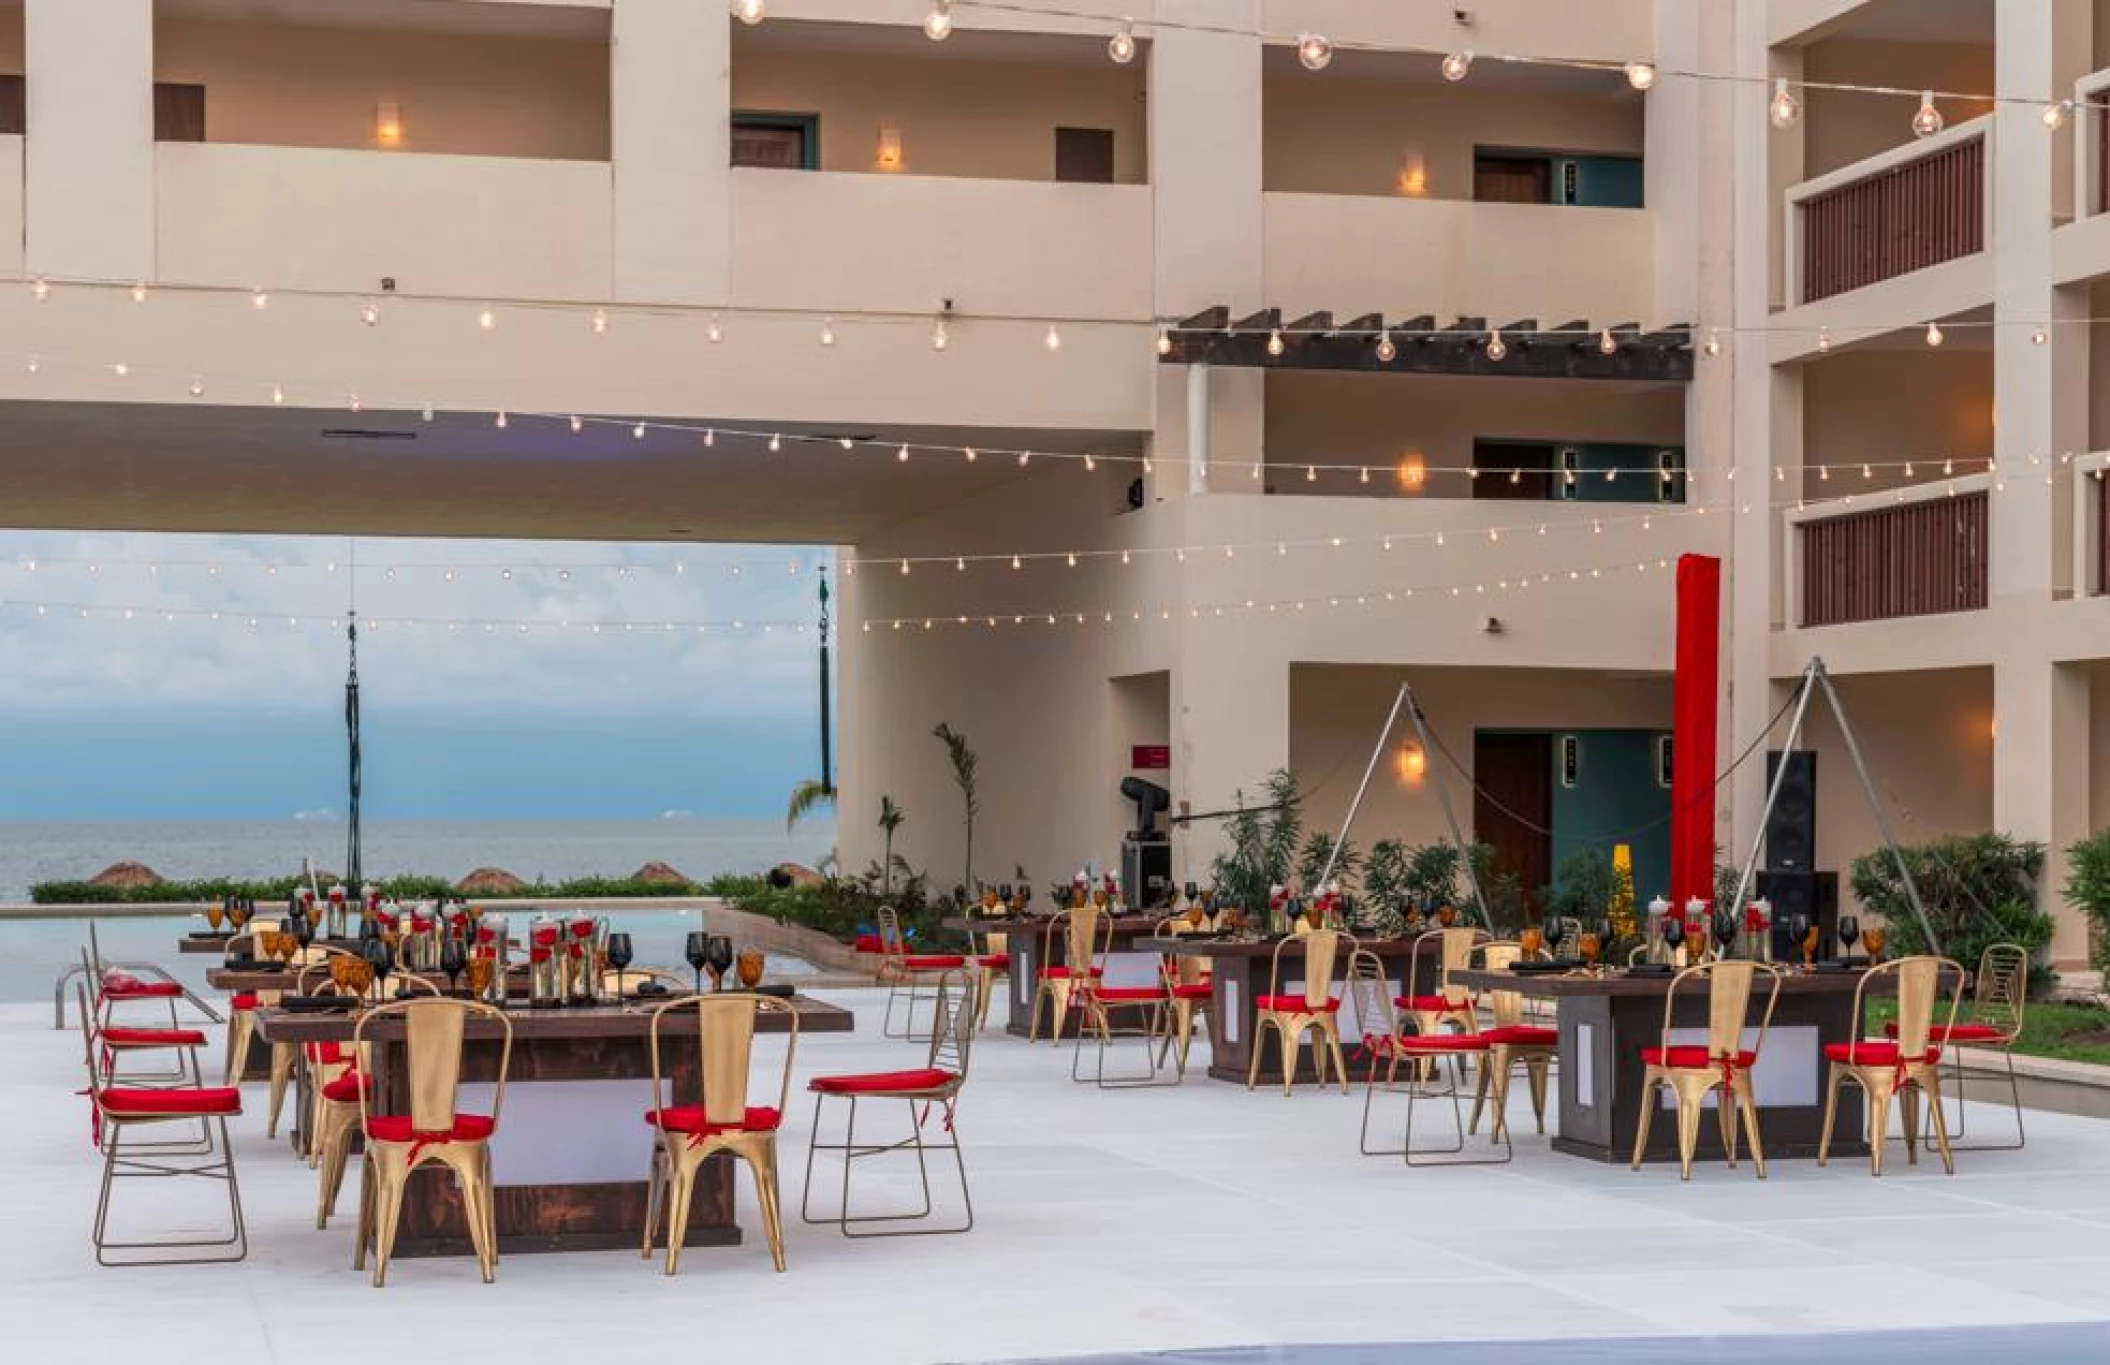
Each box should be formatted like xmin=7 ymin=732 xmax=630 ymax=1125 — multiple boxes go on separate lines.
xmin=1662 ymin=914 xmax=1685 ymax=959
xmin=685 ymin=932 xmax=708 ymax=995
xmin=357 ymin=914 xmax=379 ymax=945
xmin=1786 ymin=913 xmax=1811 ymax=966
xmin=606 ymin=932 xmax=634 ymax=1001
xmin=440 ymin=937 xmax=467 ymax=996
xmin=360 ymin=936 xmax=393 ymax=1003
xmin=705 ymin=935 xmax=734 ymax=992
xmin=1542 ymin=915 xmax=1567 ymax=961
xmin=1712 ymin=909 xmax=1738 ymax=960
xmin=291 ymin=909 xmax=315 ymax=952
xmin=1837 ymin=915 xmax=1860 ymax=963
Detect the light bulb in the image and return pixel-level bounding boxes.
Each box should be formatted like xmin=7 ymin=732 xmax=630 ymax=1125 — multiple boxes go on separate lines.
xmin=1109 ymin=20 xmax=1136 ymax=64
xmin=271 ymin=384 xmax=284 ymax=405
xmin=494 ymin=410 xmax=508 ymax=429
xmin=897 ymin=444 xmax=910 ymax=462
xmin=348 ymin=393 xmax=362 ymax=412
xmin=2045 ymin=98 xmax=2073 ymax=131
xmin=1044 ymin=323 xmax=1062 ymax=352
xmin=632 ymin=422 xmax=646 ymax=440
xmin=1485 ymin=328 xmax=1507 ymax=362
xmin=1156 ymin=327 xmax=1173 ymax=355
xmin=1305 ymin=465 xmax=1317 ymax=482
xmin=1625 ymin=61 xmax=1657 ymax=92
xmin=361 ymin=299 xmax=379 ymax=326
xmin=188 ymin=378 xmax=204 ymax=398
xmin=704 ymin=429 xmax=715 ymax=447
xmin=732 ymin=0 xmax=765 ymax=25
xmin=1926 ymin=321 xmax=1944 ymax=347
xmin=1704 ymin=329 xmax=1722 ymax=357
xmin=1375 ymin=329 xmax=1397 ymax=362
xmin=2033 ymin=327 xmax=2049 ymax=346
xmin=923 ymin=1 xmax=952 ymax=40
xmin=1359 ymin=466 xmax=1370 ymax=484
xmin=1769 ymin=78 xmax=1801 ymax=129
xmin=591 ymin=308 xmax=609 ymax=335
xmin=1084 ymin=453 xmax=1097 ymax=470
xmin=1018 ymin=451 xmax=1031 ymax=467
xmin=112 ymin=362 xmax=128 ymax=376
xmin=420 ymin=403 xmax=434 ymax=422
xmin=478 ymin=307 xmax=495 ymax=330
xmin=1297 ymin=34 xmax=1333 ymax=71
xmin=932 ymin=317 xmax=949 ymax=350
xmin=251 ymin=289 xmax=269 ymax=310
xmin=1817 ymin=329 xmax=1832 ymax=352
xmin=24 ymin=355 xmax=38 ymax=374
xmin=131 ymin=282 xmax=148 ymax=303
xmin=769 ymin=434 xmax=782 ymax=452
xmin=1598 ymin=328 xmax=1618 ymax=355
xmin=1442 ymin=49 xmax=1473 ymax=82
xmin=1912 ymin=90 xmax=1943 ymax=138
xmin=30 ymin=277 xmax=48 ymax=302
xmin=964 ymin=447 xmax=977 ymax=462
xmin=1267 ymin=328 xmax=1285 ymax=356
xmin=570 ymin=414 xmax=584 ymax=433
xmin=820 ymin=316 xmax=837 ymax=346
xmin=707 ymin=313 xmax=723 ymax=344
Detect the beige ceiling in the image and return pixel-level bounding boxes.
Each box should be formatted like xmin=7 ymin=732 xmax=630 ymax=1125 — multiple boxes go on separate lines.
xmin=0 ymin=400 xmax=1143 ymax=545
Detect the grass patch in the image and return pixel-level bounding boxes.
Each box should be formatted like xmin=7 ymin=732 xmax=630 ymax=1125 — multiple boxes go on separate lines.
xmin=1865 ymin=996 xmax=2110 ymax=1066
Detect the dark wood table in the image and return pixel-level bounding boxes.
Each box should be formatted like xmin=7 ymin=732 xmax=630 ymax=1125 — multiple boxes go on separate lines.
xmin=256 ymin=994 xmax=852 ymax=1257
xmin=1163 ymin=935 xmax=1443 ymax=1085
xmin=944 ymin=914 xmax=1172 ymax=1039
xmin=181 ymin=933 xmax=364 ymax=954
xmin=1452 ymin=966 xmax=1876 ymax=1164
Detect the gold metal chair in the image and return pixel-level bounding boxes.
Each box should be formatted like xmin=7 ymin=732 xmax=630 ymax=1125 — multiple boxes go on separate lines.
xmin=964 ymin=889 xmax=1012 ymax=1032
xmin=1887 ymin=942 xmax=2027 ymax=1151
xmin=1027 ymin=905 xmax=1103 ymax=1042
xmin=1067 ymin=905 xmax=1173 ymax=1087
xmin=801 ymin=970 xmax=976 ymax=1236
xmin=1246 ymin=928 xmax=1355 ymax=1096
xmin=1397 ymin=926 xmax=1482 ymax=1040
xmin=262 ymin=944 xmax=363 ymax=1140
xmin=1153 ymin=915 xmax=1213 ymax=1079
xmin=1468 ymin=941 xmax=1558 ymax=1142
xmin=1819 ymin=954 xmax=1964 ymax=1177
xmin=1630 ymin=959 xmax=1783 ymax=1180
xmin=876 ymin=904 xmax=967 ymax=1040
xmin=73 ymin=981 xmax=246 ymax=1266
xmin=1346 ymin=950 xmax=1507 ymax=1165
xmin=641 ymin=993 xmax=798 ymax=1274
xmin=351 ymin=997 xmax=513 ymax=1286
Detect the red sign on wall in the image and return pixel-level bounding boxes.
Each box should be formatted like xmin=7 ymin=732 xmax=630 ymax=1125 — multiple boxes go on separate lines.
xmin=1131 ymin=745 xmax=1170 ymax=771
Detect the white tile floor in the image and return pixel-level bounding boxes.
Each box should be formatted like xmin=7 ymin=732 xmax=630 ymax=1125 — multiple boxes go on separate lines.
xmin=10 ymin=989 xmax=2110 ymax=1364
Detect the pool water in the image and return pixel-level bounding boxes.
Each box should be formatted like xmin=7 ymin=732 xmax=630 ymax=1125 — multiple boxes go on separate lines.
xmin=6 ymin=909 xmax=814 ymax=1004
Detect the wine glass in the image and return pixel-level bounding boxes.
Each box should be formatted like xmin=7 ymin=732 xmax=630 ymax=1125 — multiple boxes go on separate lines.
xmin=1519 ymin=924 xmax=1543 ymax=958
xmin=737 ymin=947 xmax=765 ymax=990
xmin=362 ymin=936 xmax=394 ymax=1002
xmin=1837 ymin=915 xmax=1861 ymax=963
xmin=1712 ymin=909 xmax=1738 ymax=961
xmin=606 ymin=932 xmax=633 ymax=1001
xmin=705 ymin=935 xmax=735 ymax=992
xmin=1662 ymin=914 xmax=1684 ymax=962
xmin=1862 ymin=924 xmax=1886 ymax=963
xmin=440 ymin=937 xmax=468 ymax=996
xmin=1785 ymin=913 xmax=1810 ymax=969
xmin=685 ymin=932 xmax=708 ymax=995
xmin=1578 ymin=929 xmax=1602 ymax=971
xmin=228 ymin=900 xmax=252 ymax=937
xmin=1543 ymin=915 xmax=1567 ymax=961
xmin=465 ymin=954 xmax=495 ymax=1004
xmin=206 ymin=900 xmax=226 ymax=935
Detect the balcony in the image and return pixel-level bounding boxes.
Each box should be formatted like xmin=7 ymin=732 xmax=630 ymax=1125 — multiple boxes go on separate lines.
xmin=2077 ymin=452 xmax=2110 ymax=596
xmin=1788 ymin=475 xmax=1989 ymax=628
xmin=154 ymin=143 xmax=613 ymax=299
xmin=1786 ymin=117 xmax=1989 ymax=306
xmin=1262 ymin=194 xmax=1655 ymax=326
xmin=0 ymin=134 xmax=20 ymax=278
xmin=729 ymin=169 xmax=1151 ymax=320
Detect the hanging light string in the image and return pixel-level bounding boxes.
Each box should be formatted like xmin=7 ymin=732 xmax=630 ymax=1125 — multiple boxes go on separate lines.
xmin=0 ymin=599 xmax=812 ymax=635
xmin=944 ymin=0 xmax=2082 ymax=131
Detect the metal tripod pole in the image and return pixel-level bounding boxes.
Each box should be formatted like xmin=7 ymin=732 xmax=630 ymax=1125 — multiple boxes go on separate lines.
xmin=1726 ymin=660 xmax=1820 ymax=919
xmin=1405 ymin=687 xmax=1496 ymax=930
xmin=1315 ymin=683 xmax=1412 ymax=893
xmin=1812 ymin=659 xmax=1943 ymax=957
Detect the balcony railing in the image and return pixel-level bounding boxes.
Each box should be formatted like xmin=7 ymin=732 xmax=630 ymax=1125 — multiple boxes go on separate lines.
xmin=1787 ymin=117 xmax=1989 ymax=305
xmin=1790 ymin=475 xmax=1989 ymax=627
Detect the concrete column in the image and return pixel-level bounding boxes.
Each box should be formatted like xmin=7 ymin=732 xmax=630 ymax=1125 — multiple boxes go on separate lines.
xmin=25 ymin=0 xmax=154 ymax=281
xmin=1990 ymin=0 xmax=2058 ymax=602
xmin=1149 ymin=5 xmax=1264 ymax=489
xmin=1994 ymin=659 xmax=2092 ymax=966
xmin=1170 ymin=645 xmax=1289 ymax=884
xmin=611 ymin=0 xmax=728 ymax=303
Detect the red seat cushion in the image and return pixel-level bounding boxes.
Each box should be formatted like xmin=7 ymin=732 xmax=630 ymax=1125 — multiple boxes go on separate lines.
xmin=230 ymin=992 xmax=260 ymax=1011
xmin=304 ymin=1041 xmax=345 ymax=1064
xmin=1396 ymin=994 xmax=1470 ymax=1014
xmin=366 ymin=1113 xmax=496 ymax=1145
xmin=809 ymin=1067 xmax=958 ymax=1096
xmin=100 ymin=974 xmax=184 ymax=1000
xmin=1257 ymin=994 xmax=1340 ymax=1013
xmin=1882 ymin=1020 xmax=2007 ymax=1044
xmin=1643 ymin=1046 xmax=1758 ymax=1071
xmin=975 ymin=954 xmax=1010 ymax=969
xmin=1390 ymin=1033 xmax=1490 ymax=1054
xmin=1089 ymin=985 xmax=1165 ymax=1002
xmin=321 ymin=1070 xmax=372 ymax=1103
xmin=1480 ymin=1025 xmax=1557 ymax=1047
xmin=100 ymin=1086 xmax=241 ymax=1117
xmin=1825 ymin=1041 xmax=1940 ymax=1067
xmin=1038 ymin=966 xmax=1103 ymax=979
xmin=1168 ymin=983 xmax=1214 ymax=1000
xmin=900 ymin=954 xmax=966 ymax=970
xmin=643 ymin=1104 xmax=782 ymax=1136
xmin=101 ymin=1025 xmax=206 ymax=1047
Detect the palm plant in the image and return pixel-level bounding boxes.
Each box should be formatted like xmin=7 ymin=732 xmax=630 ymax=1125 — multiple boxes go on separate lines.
xmin=784 ymin=777 xmax=835 ymax=832
xmin=931 ymin=723 xmax=980 ymax=897
xmin=878 ymin=795 xmax=906 ymax=896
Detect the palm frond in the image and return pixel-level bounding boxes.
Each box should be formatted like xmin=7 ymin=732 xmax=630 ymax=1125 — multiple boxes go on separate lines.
xmin=784 ymin=778 xmax=837 ymax=832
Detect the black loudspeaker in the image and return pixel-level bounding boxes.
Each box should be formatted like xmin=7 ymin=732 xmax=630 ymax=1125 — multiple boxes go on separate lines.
xmin=1122 ymin=839 xmax=1171 ymax=907
xmin=1759 ymin=870 xmax=1838 ymax=958
xmin=1764 ymin=750 xmax=1817 ymax=871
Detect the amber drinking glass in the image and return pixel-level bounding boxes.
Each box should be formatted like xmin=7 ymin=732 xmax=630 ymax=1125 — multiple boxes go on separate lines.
xmin=1862 ymin=926 xmax=1885 ymax=963
xmin=1519 ymin=925 xmax=1543 ymax=958
xmin=1578 ymin=931 xmax=1602 ymax=970
xmin=206 ymin=901 xmax=226 ymax=934
xmin=465 ymin=955 xmax=495 ymax=1002
xmin=737 ymin=948 xmax=765 ymax=990
xmin=1436 ymin=905 xmax=1458 ymax=928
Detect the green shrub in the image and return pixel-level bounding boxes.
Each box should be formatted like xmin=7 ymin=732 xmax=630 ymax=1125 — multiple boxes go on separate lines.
xmin=724 ymin=862 xmax=948 ymax=948
xmin=30 ymin=871 xmax=702 ymax=904
xmin=2062 ymin=829 xmax=2110 ymax=975
xmin=1849 ymin=833 xmax=2052 ymax=991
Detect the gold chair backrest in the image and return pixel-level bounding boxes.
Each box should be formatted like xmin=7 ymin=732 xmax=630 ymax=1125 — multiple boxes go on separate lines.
xmin=1272 ymin=927 xmax=1350 ymax=1004
xmin=1659 ymin=960 xmax=1783 ymax=1062
xmin=1891 ymin=955 xmax=1944 ymax=1056
xmin=1344 ymin=949 xmax=1398 ymax=1042
xmin=1478 ymin=941 xmax=1524 ymax=1027
xmin=1065 ymin=905 xmax=1108 ymax=977
xmin=1973 ymin=942 xmax=2029 ymax=1035
xmin=648 ymin=993 xmax=800 ymax=1130
xmin=353 ymin=997 xmax=514 ymax=1133
xmin=876 ymin=905 xmax=908 ymax=962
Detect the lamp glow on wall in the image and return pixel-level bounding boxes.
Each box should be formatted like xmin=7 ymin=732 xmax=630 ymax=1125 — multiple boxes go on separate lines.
xmin=1396 ymin=452 xmax=1428 ymax=492
xmin=1397 ymin=742 xmax=1426 ymax=783
xmin=876 ymin=125 xmax=904 ymax=172
xmin=1396 ymin=152 xmax=1428 ymax=197
xmin=374 ymin=101 xmax=404 ymax=148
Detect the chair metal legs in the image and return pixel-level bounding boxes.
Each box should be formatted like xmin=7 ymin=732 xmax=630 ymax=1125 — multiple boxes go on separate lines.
xmin=354 ymin=1141 xmax=499 ymax=1286
xmin=1361 ymin=1052 xmax=1511 ymax=1166
xmin=93 ymin=1116 xmax=247 ymax=1267
xmin=799 ymin=1092 xmax=972 ymax=1237
xmin=1245 ymin=1012 xmax=1349 ymax=1096
xmin=1631 ymin=1067 xmax=1766 ymax=1181
xmin=1469 ymin=1045 xmax=1551 ymax=1142
xmin=882 ymin=972 xmax=943 ymax=1041
xmin=1071 ymin=997 xmax=1176 ymax=1088
xmin=642 ymin=1131 xmax=786 ymax=1274
xmin=1925 ymin=1046 xmax=2025 ymax=1152
xmin=1818 ymin=1062 xmax=1956 ymax=1177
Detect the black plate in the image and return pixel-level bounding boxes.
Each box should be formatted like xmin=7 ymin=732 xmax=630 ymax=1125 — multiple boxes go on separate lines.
xmin=1813 ymin=961 xmax=1862 ymax=974
xmin=1625 ymin=964 xmax=1675 ymax=977
xmin=188 ymin=930 xmax=228 ymax=939
xmin=1507 ymin=960 xmax=1572 ymax=975
xmin=223 ymin=958 xmax=279 ymax=972
xmin=278 ymin=995 xmax=356 ymax=1012
xmin=751 ymin=983 xmax=797 ymax=998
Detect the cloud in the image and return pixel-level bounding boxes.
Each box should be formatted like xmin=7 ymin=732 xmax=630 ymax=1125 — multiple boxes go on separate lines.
xmin=0 ymin=530 xmax=830 ymax=717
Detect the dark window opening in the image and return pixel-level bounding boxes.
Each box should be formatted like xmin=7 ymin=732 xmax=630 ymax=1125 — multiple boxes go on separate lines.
xmin=731 ymin=112 xmax=817 ymax=170
xmin=1055 ymin=126 xmax=1115 ymax=184
xmin=1474 ymin=150 xmax=1643 ymax=208
xmin=0 ymin=75 xmax=23 ymax=137
xmin=1472 ymin=441 xmax=1554 ymax=500
xmin=154 ymin=82 xmax=206 ymax=142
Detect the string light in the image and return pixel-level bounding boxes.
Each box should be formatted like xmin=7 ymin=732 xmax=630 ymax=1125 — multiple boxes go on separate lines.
xmin=1442 ymin=50 xmax=1473 ymax=82
xmin=1044 ymin=323 xmax=1062 ymax=352
xmin=271 ymin=384 xmax=284 ymax=405
xmin=631 ymin=421 xmax=646 ymax=440
xmin=1375 ymin=330 xmax=1397 ymax=363
xmin=923 ymin=1 xmax=953 ymax=41
xmin=1484 ymin=328 xmax=1508 ymax=362
xmin=1266 ymin=328 xmax=1285 ymax=356
xmin=251 ymin=289 xmax=269 ymax=311
xmin=2033 ymin=327 xmax=2049 ymax=345
xmin=732 ymin=0 xmax=765 ymax=25
xmin=932 ymin=316 xmax=949 ymax=351
xmin=2045 ymin=99 xmax=2074 ymax=130
xmin=494 ymin=410 xmax=508 ymax=429
xmin=1155 ymin=327 xmax=1173 ymax=356
xmin=1297 ymin=33 xmax=1334 ymax=71
xmin=130 ymin=282 xmax=148 ymax=303
xmin=1108 ymin=19 xmax=1137 ymax=64
xmin=1704 ymin=330 xmax=1722 ymax=357
xmin=1912 ymin=90 xmax=1944 ymax=138
xmin=1769 ymin=78 xmax=1801 ymax=128
xmin=477 ymin=307 xmax=496 ymax=330
xmin=1625 ymin=61 xmax=1657 ymax=92
xmin=768 ymin=434 xmax=782 ymax=453
xmin=1598 ymin=328 xmax=1618 ymax=355
xmin=897 ymin=444 xmax=910 ymax=463
xmin=569 ymin=414 xmax=584 ymax=434
xmin=360 ymin=299 xmax=379 ymax=326
xmin=1817 ymin=329 xmax=1833 ymax=353
xmin=1926 ymin=321 xmax=1944 ymax=348
xmin=30 ymin=277 xmax=48 ymax=302
xmin=420 ymin=403 xmax=434 ymax=422
xmin=707 ymin=313 xmax=723 ymax=344
xmin=820 ymin=316 xmax=837 ymax=346
xmin=591 ymin=308 xmax=609 ymax=335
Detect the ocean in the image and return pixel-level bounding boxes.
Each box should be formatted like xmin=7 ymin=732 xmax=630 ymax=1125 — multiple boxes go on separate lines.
xmin=0 ymin=815 xmax=838 ymax=902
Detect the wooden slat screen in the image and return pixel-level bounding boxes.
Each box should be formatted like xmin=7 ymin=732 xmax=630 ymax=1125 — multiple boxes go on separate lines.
xmin=1800 ymin=491 xmax=1988 ymax=627
xmin=1800 ymin=135 xmax=1984 ymax=303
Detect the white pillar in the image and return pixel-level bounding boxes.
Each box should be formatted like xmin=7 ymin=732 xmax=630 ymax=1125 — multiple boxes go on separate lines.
xmin=611 ymin=0 xmax=727 ymax=303
xmin=1185 ymin=363 xmax=1211 ymax=494
xmin=25 ymin=0 xmax=154 ymax=281
xmin=1994 ymin=659 xmax=2091 ymax=967
xmin=1990 ymin=0 xmax=2057 ymax=602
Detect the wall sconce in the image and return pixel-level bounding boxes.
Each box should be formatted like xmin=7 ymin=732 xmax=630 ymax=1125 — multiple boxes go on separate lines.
xmin=1398 ymin=743 xmax=1426 ymax=783
xmin=1396 ymin=152 xmax=1428 ymax=197
xmin=1396 ymin=451 xmax=1428 ymax=492
xmin=374 ymin=101 xmax=404 ymax=148
xmin=876 ymin=125 xmax=904 ymax=172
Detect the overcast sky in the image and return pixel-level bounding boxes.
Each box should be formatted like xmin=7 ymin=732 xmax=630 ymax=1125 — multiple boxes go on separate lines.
xmin=0 ymin=530 xmax=834 ymax=819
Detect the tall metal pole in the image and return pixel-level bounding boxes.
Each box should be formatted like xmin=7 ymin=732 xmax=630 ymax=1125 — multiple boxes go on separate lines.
xmin=817 ymin=564 xmax=833 ymax=794
xmin=1812 ymin=659 xmax=1943 ymax=957
xmin=1405 ymin=687 xmax=1496 ymax=931
xmin=344 ymin=618 xmax=363 ymax=890
xmin=1315 ymin=682 xmax=1411 ymax=891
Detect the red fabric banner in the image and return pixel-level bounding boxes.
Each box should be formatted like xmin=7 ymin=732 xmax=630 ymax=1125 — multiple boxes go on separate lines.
xmin=1670 ymin=555 xmax=1722 ymax=909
